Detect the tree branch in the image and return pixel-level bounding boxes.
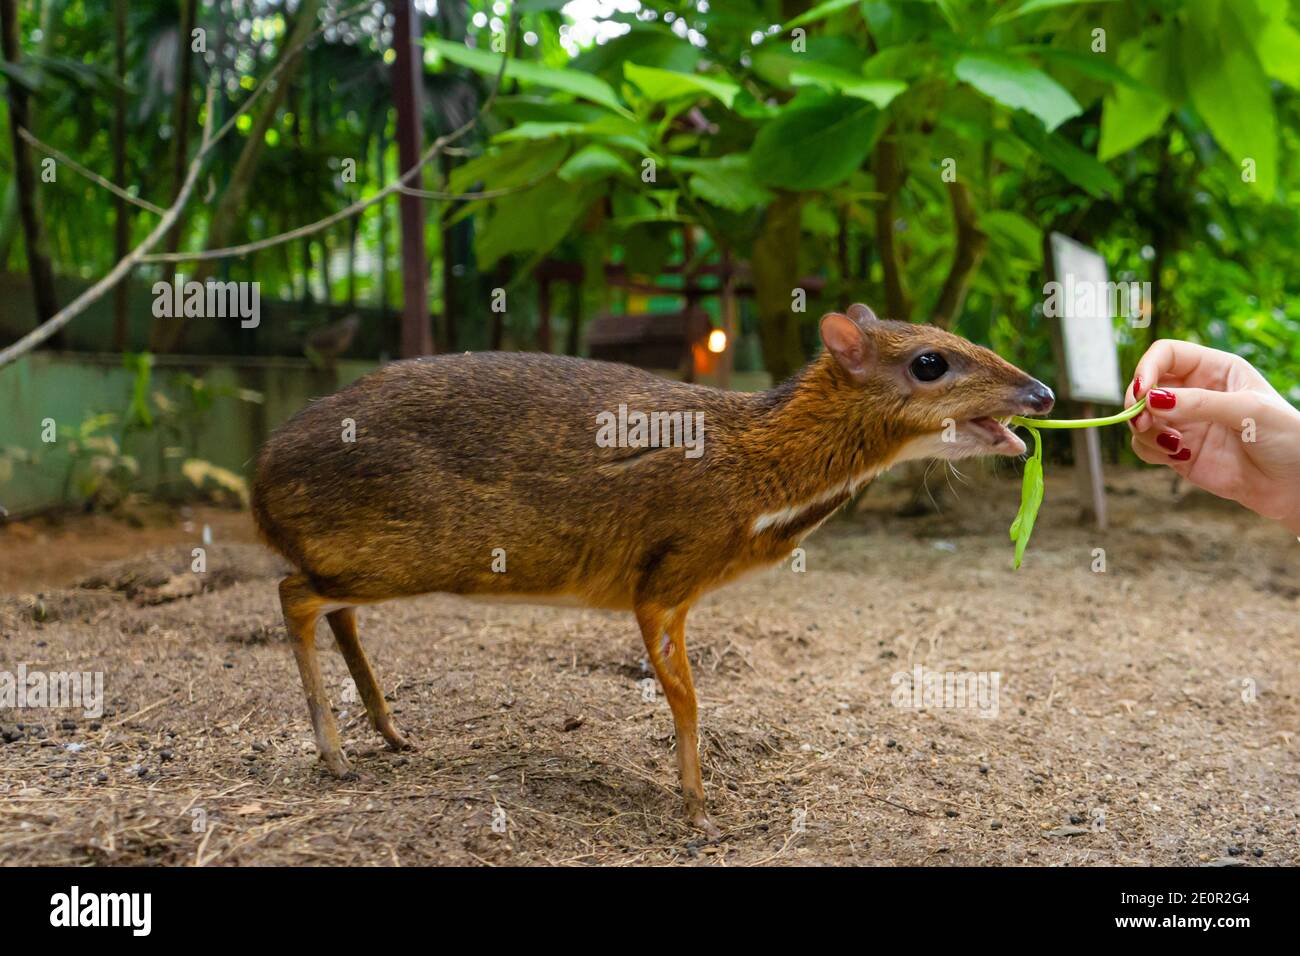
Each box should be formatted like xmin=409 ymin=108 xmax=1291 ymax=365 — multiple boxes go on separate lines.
xmin=929 ymin=180 xmax=988 ymax=330
xmin=18 ymin=127 xmax=167 ymax=216
xmin=141 ymin=12 xmax=519 ymax=265
xmin=0 ymin=82 xmax=217 ymax=367
xmin=873 ymin=129 xmax=912 ymax=322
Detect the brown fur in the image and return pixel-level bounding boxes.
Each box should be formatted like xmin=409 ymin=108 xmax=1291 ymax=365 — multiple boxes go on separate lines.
xmin=252 ymin=305 xmax=1049 ymax=833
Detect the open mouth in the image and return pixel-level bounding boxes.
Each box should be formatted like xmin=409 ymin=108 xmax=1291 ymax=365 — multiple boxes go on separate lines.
xmin=965 ymin=416 xmax=1025 ymax=456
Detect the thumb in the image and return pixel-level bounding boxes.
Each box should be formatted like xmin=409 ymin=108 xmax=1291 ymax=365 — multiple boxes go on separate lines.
xmin=1153 ymin=386 xmax=1261 ymax=432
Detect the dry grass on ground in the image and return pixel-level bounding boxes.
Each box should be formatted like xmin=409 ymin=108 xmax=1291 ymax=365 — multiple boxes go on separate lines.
xmin=1 ymin=467 xmax=1297 ymax=866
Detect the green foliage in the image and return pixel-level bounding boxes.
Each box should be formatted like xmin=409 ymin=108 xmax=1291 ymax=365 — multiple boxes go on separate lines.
xmin=1 ymin=353 xmax=262 ymax=512
xmin=1009 ymin=426 xmax=1044 ymax=570
xmin=750 ymin=96 xmax=885 ymax=190
xmin=954 ymin=53 xmax=1083 ymax=131
xmin=5 ymin=0 xmax=1299 ymax=412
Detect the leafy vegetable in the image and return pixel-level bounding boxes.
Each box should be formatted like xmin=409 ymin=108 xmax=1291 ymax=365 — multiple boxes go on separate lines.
xmin=1009 ymin=426 xmax=1044 ymax=570
xmin=1008 ymin=397 xmax=1147 ymax=568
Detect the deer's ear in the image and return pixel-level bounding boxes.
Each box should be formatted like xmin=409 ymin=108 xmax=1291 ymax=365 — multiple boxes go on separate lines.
xmin=846 ymin=302 xmax=879 ymax=325
xmin=820 ymin=312 xmax=876 ymax=383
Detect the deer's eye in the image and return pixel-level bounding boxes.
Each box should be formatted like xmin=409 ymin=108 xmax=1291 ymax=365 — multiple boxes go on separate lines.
xmin=910 ymin=352 xmax=949 ymax=382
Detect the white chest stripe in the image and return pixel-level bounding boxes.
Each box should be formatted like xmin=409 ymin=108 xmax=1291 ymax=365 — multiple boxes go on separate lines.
xmin=751 ymin=466 xmax=883 ymax=535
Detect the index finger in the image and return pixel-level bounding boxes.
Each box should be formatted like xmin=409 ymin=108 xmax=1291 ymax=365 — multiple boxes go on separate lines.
xmin=1131 ymin=340 xmax=1223 ymax=399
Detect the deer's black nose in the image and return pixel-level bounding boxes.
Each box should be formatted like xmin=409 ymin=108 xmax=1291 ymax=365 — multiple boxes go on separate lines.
xmin=1021 ymin=380 xmax=1055 ymax=414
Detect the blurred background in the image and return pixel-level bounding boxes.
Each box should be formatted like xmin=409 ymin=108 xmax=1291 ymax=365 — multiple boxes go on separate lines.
xmin=2 ymin=0 xmax=1300 ymax=868
xmin=1 ymin=0 xmax=1298 ymax=520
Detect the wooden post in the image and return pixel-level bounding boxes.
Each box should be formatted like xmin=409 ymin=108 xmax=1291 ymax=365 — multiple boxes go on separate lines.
xmin=391 ymin=0 xmax=432 ymax=357
xmin=538 ymin=278 xmax=552 ymax=352
xmin=1072 ymin=403 xmax=1108 ymax=529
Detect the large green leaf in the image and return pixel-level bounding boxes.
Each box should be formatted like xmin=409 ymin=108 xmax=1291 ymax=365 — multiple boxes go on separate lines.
xmin=1097 ymin=43 xmax=1170 ymax=160
xmin=428 ymin=38 xmax=627 ymax=114
xmin=993 ymin=0 xmax=1117 ymax=23
xmin=782 ymin=0 xmax=860 ymax=31
xmin=674 ymin=155 xmax=774 ymax=212
xmin=1013 ymin=46 xmax=1147 ymax=91
xmin=1256 ymin=16 xmax=1300 ymax=89
xmin=475 ymin=178 xmax=593 ymax=268
xmin=449 ymin=140 xmax=570 ymax=194
xmin=981 ymin=209 xmax=1043 ymax=260
xmin=493 ymin=115 xmax=651 ymax=151
xmin=559 ymin=144 xmax=634 ymax=183
xmin=954 ymin=52 xmax=1083 ymax=131
xmin=749 ymin=96 xmax=883 ymax=191
xmin=787 ymin=62 xmax=907 ymax=108
xmin=1180 ymin=5 xmax=1277 ymax=195
xmin=623 ymin=63 xmax=740 ymax=108
xmin=1011 ymin=113 xmax=1119 ymax=198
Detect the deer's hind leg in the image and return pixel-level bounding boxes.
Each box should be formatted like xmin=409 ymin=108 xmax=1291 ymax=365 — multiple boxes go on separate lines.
xmin=636 ymin=601 xmax=719 ymax=839
xmin=279 ymin=574 xmax=352 ymax=778
xmin=326 ymin=607 xmax=413 ymax=752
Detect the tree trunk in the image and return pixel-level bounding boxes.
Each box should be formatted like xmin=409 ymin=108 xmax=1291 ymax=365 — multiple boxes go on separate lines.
xmin=376 ymin=121 xmax=389 ymax=325
xmin=1 ymin=0 xmax=60 ymax=328
xmin=929 ymin=181 xmax=988 ymax=329
xmin=111 ymin=0 xmax=130 ymax=350
xmin=873 ymin=130 xmax=912 ymax=322
xmin=163 ymin=0 xmax=196 ymax=256
xmin=752 ymin=190 xmax=806 ymax=383
xmin=392 ymin=0 xmax=432 ymax=357
xmin=0 ymin=0 xmax=53 ymax=269
xmin=152 ymin=0 xmax=321 ymax=351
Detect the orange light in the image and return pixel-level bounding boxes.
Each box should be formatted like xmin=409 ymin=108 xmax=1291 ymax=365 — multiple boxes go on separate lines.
xmin=707 ymin=329 xmax=727 ymax=353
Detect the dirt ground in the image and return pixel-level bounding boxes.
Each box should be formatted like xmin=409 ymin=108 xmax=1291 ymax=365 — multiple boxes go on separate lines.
xmin=1 ymin=465 xmax=1297 ymax=866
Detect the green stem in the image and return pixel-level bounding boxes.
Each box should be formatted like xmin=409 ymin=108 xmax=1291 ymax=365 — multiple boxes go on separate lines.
xmin=1011 ymin=396 xmax=1146 ymax=430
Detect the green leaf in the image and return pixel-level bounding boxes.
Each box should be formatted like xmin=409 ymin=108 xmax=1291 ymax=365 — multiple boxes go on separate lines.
xmin=675 ymin=155 xmax=775 ymax=212
xmin=981 ymin=209 xmax=1042 ymax=260
xmin=752 ymin=37 xmax=865 ymax=87
xmin=475 ymin=178 xmax=593 ymax=269
xmin=494 ymin=121 xmax=589 ymax=142
xmin=1011 ymin=113 xmax=1120 ymax=198
xmin=559 ymin=144 xmax=634 ymax=183
xmin=1180 ymin=5 xmax=1277 ymax=195
xmin=624 ymin=63 xmax=740 ymax=108
xmin=1009 ymin=427 xmax=1044 ymax=569
xmin=787 ymin=62 xmax=907 ymax=108
xmin=1257 ymin=18 xmax=1300 ymax=89
xmin=1097 ymin=44 xmax=1170 ymax=160
xmin=449 ymin=140 xmax=570 ymax=194
xmin=428 ymin=38 xmax=627 ymax=115
xmin=1012 ymin=46 xmax=1147 ymax=91
xmin=993 ymin=0 xmax=1117 ymax=24
xmin=782 ymin=0 xmax=860 ymax=32
xmin=955 ymin=52 xmax=1083 ymax=131
xmin=750 ymin=96 xmax=884 ymax=191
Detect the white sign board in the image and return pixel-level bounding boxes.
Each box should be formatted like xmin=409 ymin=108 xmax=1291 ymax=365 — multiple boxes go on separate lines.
xmin=1047 ymin=233 xmax=1125 ymax=404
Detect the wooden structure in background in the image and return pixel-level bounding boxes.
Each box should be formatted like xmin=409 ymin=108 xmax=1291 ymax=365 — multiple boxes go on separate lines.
xmin=391 ymin=0 xmax=432 ymax=357
xmin=534 ymin=245 xmax=825 ymax=382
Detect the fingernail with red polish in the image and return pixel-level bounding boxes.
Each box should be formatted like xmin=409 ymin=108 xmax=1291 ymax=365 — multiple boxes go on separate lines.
xmin=1168 ymin=448 xmax=1191 ymax=461
xmin=1133 ymin=376 xmax=1143 ymax=398
xmin=1156 ymin=432 xmax=1180 ymax=452
xmin=1149 ymin=388 xmax=1176 ymax=410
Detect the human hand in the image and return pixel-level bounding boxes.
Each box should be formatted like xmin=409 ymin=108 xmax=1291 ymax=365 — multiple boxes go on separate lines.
xmin=1126 ymin=340 xmax=1300 ymax=535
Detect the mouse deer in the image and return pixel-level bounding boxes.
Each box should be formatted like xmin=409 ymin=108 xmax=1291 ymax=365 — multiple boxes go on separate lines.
xmin=251 ymin=303 xmax=1053 ymax=836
